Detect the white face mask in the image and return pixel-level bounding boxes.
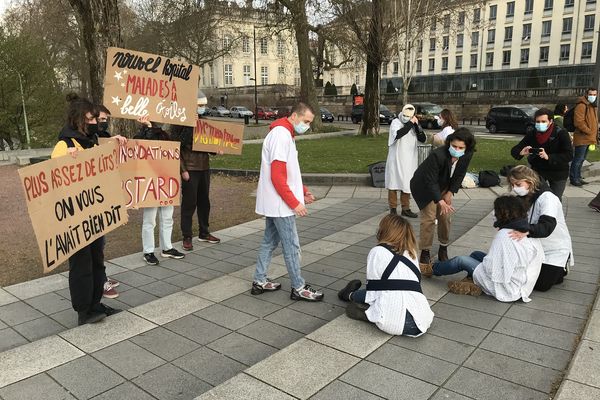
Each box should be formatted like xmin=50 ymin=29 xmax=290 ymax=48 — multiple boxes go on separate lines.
xmin=511 ymin=186 xmax=529 ymax=197
xmin=197 ymin=106 xmax=206 ymax=115
xmin=294 ymin=122 xmax=310 ymax=135
xmin=400 ymin=115 xmax=410 ymax=124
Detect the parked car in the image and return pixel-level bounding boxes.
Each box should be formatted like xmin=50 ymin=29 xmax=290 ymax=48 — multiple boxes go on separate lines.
xmin=320 ymin=107 xmax=335 ymax=122
xmin=413 ymin=102 xmax=443 ymax=129
xmin=209 ymin=106 xmax=231 ymax=117
xmin=486 ymin=105 xmax=538 ymax=134
xmin=274 ymin=106 xmax=293 ymax=118
xmin=351 ymin=104 xmax=395 ymax=125
xmin=198 ymin=106 xmax=211 ymax=117
xmin=257 ymin=107 xmax=276 ymax=120
xmin=230 ymin=106 xmax=253 ymax=118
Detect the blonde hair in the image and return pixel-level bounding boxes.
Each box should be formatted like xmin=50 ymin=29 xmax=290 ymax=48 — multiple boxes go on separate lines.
xmin=376 ymin=214 xmax=418 ymax=259
xmin=507 ymin=165 xmax=541 ymax=194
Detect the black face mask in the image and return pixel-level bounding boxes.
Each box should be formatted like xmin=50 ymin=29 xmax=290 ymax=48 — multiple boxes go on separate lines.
xmin=86 ymin=123 xmax=99 ymax=136
xmin=98 ymin=122 xmax=109 ymax=133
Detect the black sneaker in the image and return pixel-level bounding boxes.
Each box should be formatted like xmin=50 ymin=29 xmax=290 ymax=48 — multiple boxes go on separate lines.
xmin=161 ymin=248 xmax=185 ymax=259
xmin=571 ymin=180 xmax=584 ymax=187
xmin=251 ymin=279 xmax=282 ymax=295
xmin=345 ymin=301 xmax=370 ymax=322
xmin=198 ymin=233 xmax=221 ymax=244
xmin=77 ymin=310 xmax=106 ymax=326
xmin=143 ymin=253 xmax=159 ymax=265
xmin=338 ymin=280 xmax=362 ymax=302
xmin=93 ymin=303 xmax=122 ymax=316
xmin=401 ymin=209 xmax=419 ymax=218
xmin=291 ymin=284 xmax=324 ymax=302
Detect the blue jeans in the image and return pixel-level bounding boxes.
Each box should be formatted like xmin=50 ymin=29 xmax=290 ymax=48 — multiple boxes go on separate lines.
xmin=433 ymin=251 xmax=486 ymax=277
xmin=570 ymin=145 xmax=589 ymax=183
xmin=254 ymin=216 xmax=305 ymax=289
xmin=350 ymin=289 xmax=421 ymax=335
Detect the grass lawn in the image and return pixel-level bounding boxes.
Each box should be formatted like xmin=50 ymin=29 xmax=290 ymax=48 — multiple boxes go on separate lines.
xmin=212 ymin=135 xmax=600 ymax=173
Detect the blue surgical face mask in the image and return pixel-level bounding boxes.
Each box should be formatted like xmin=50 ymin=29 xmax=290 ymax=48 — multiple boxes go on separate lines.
xmin=588 ymin=95 xmax=597 ymax=104
xmin=449 ymin=146 xmax=465 ymax=158
xmin=294 ymin=122 xmax=310 ymax=135
xmin=197 ymin=106 xmax=206 ymax=115
xmin=535 ymin=122 xmax=549 ymax=132
xmin=400 ymin=115 xmax=411 ymax=124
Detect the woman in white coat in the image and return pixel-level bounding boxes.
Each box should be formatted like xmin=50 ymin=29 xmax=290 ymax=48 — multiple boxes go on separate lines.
xmin=385 ymin=104 xmax=426 ymax=218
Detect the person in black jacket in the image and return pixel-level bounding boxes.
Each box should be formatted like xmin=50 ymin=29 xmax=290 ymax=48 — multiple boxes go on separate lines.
xmin=410 ymin=128 xmax=476 ymax=274
xmin=510 ymin=108 xmax=573 ymax=201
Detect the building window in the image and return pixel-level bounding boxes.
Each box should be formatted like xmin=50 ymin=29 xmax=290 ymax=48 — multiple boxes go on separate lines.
xmin=565 ymin=0 xmax=574 ymax=6
xmin=277 ymin=38 xmax=285 ymax=56
xmin=584 ymin=15 xmax=595 ymax=32
xmin=487 ymin=29 xmax=496 ymax=44
xmin=489 ymin=5 xmax=497 ymax=20
xmin=587 ymin=0 xmax=596 ymax=4
xmin=416 ymin=59 xmax=422 ymax=73
xmin=428 ymin=58 xmax=435 ymax=71
xmin=523 ymin=23 xmax=532 ymax=40
xmin=457 ymin=34 xmax=464 ymax=48
xmin=539 ymin=46 xmax=549 ymax=61
xmin=278 ymin=66 xmax=285 ymax=76
xmin=560 ymin=44 xmax=570 ymax=60
xmin=473 ymin=8 xmax=481 ymax=23
xmin=582 ymin=42 xmax=593 ymax=58
xmin=458 ymin=11 xmax=465 ymax=25
xmin=260 ymin=37 xmax=268 ymax=55
xmin=393 ymin=62 xmax=399 ymax=75
xmin=417 ymin=40 xmax=423 ymax=52
xmin=506 ymin=1 xmax=515 ymax=17
xmin=525 ymin=0 xmax=534 ymax=14
xmin=502 ymin=50 xmax=511 ymax=65
xmin=505 ymin=26 xmax=513 ymax=41
xmin=520 ymin=48 xmax=529 ymax=63
xmin=294 ymin=68 xmax=300 ymax=86
xmin=542 ymin=21 xmax=552 ymax=37
xmin=242 ymin=36 xmax=250 ymax=53
xmin=209 ymin=63 xmax=214 ymax=86
xmin=456 ymin=55 xmax=463 ymax=69
xmin=243 ymin=65 xmax=251 ymax=85
xmin=471 ymin=31 xmax=479 ymax=47
xmin=442 ymin=57 xmax=448 ymax=70
xmin=486 ymin=52 xmax=494 ymax=66
xmin=444 ymin=15 xmax=450 ymax=30
xmin=382 ymin=63 xmax=387 ymax=75
xmin=429 ymin=38 xmax=436 ymax=51
xmin=470 ymin=53 xmax=478 ymax=68
xmin=443 ymin=36 xmax=449 ymax=50
xmin=431 ymin=19 xmax=436 ymax=32
xmin=224 ymin=64 xmax=233 ymax=85
xmin=563 ymin=17 xmax=573 ymax=33
xmin=223 ymin=35 xmax=231 ymax=49
xmin=544 ymin=0 xmax=553 ymax=10
xmin=261 ymin=66 xmax=268 ymax=85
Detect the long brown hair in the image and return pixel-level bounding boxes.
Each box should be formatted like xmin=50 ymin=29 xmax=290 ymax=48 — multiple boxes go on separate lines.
xmin=376 ymin=214 xmax=418 ymax=259
xmin=440 ymin=108 xmax=458 ymax=130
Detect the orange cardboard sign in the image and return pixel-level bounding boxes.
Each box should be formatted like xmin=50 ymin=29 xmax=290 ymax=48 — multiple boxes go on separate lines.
xmin=192 ymin=118 xmax=244 ymax=155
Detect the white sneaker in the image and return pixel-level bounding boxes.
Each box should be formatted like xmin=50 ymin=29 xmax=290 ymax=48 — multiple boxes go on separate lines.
xmin=290 ymin=284 xmax=324 ymax=302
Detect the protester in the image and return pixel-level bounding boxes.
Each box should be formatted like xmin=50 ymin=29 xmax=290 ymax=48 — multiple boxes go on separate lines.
xmin=337 ymin=214 xmax=433 ymax=336
xmin=385 ymin=104 xmax=426 ymax=218
xmin=430 ymin=196 xmax=544 ymax=301
xmin=171 ymin=92 xmax=220 ymax=251
xmin=251 ymin=102 xmax=324 ymax=301
xmin=508 ymin=165 xmax=573 ymax=291
xmin=510 ymin=108 xmax=573 ymax=201
xmin=432 ymin=109 xmax=458 ymax=147
xmin=553 ymin=104 xmax=567 ymax=129
xmin=569 ymin=87 xmax=598 ymax=186
xmin=51 ymin=94 xmax=120 ymax=325
xmin=410 ymin=128 xmax=476 ymax=272
xmin=135 ymin=116 xmax=185 ymax=265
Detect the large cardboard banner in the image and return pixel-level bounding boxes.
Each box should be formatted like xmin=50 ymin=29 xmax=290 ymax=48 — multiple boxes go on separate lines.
xmin=103 ymin=47 xmax=200 ymax=127
xmin=192 ymin=118 xmax=244 ymax=155
xmin=100 ymin=138 xmax=181 ymax=208
xmin=18 ymin=142 xmax=128 ymax=273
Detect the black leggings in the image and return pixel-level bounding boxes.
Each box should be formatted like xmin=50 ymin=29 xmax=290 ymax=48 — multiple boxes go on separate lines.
xmin=534 ymin=263 xmax=566 ymax=292
xmin=68 ymin=238 xmax=105 ymax=312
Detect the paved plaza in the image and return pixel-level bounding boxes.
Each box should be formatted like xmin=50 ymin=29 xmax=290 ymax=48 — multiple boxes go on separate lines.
xmin=0 ymin=182 xmax=599 ymax=400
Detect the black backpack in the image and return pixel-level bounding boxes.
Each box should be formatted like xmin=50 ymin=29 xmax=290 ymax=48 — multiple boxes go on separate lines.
xmin=563 ymin=107 xmax=576 ymax=132
xmin=478 ymin=170 xmax=500 ymax=187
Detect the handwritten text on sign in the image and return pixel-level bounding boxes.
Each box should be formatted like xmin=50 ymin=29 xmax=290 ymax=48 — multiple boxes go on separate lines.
xmin=18 ymin=142 xmax=128 ymax=273
xmin=103 ymin=47 xmax=199 ymax=127
xmin=100 ymin=138 xmax=181 ymax=208
xmin=192 ymin=119 xmax=244 ymax=155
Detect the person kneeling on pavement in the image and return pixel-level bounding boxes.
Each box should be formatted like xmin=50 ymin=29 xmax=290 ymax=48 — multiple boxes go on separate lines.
xmin=424 ymin=196 xmax=544 ymax=302
xmin=337 ymin=214 xmax=434 ymax=336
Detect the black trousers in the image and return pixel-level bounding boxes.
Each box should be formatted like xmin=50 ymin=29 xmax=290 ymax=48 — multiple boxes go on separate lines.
xmin=547 ymin=179 xmax=567 ymax=202
xmin=68 ymin=238 xmax=105 ymax=312
xmin=181 ymin=170 xmax=211 ymax=238
xmin=534 ymin=263 xmax=566 ymax=292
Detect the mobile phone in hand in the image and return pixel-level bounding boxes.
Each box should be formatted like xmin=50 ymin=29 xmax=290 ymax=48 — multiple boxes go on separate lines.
xmin=530 ymin=147 xmax=543 ymax=154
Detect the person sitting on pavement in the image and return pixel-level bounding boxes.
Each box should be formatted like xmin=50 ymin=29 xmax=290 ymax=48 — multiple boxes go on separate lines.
xmin=427 ymin=196 xmax=544 ymax=302
xmin=337 ymin=214 xmax=434 ymax=336
xmin=385 ymin=104 xmax=426 ymax=218
xmin=432 ymin=108 xmax=458 ymax=147
xmin=507 ymin=165 xmax=573 ymax=292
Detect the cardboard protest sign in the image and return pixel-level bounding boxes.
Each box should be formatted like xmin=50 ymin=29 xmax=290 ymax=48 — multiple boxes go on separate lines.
xmin=192 ymin=118 xmax=244 ymax=155
xmin=99 ymin=138 xmax=181 ymax=208
xmin=18 ymin=142 xmax=128 ymax=273
xmin=103 ymin=47 xmax=200 ymax=127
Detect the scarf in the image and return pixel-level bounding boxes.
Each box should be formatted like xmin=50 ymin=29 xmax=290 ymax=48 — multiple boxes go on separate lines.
xmin=494 ymin=218 xmax=529 ymax=233
xmin=535 ymin=123 xmax=554 ymax=145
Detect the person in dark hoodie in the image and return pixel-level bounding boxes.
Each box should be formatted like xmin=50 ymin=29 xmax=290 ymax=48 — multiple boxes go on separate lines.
xmin=410 ymin=128 xmax=476 ymax=274
xmin=510 ymin=108 xmax=572 ymax=201
xmin=507 ymin=165 xmax=573 ymax=292
xmin=51 ymin=94 xmax=120 ymax=325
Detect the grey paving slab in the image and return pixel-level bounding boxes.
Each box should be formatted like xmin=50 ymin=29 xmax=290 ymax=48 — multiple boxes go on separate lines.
xmin=109 ymin=253 xmax=147 ymax=269
xmin=520 ymin=296 xmax=589 ymax=319
xmin=0 ymin=328 xmax=28 ymax=353
xmin=4 ymin=274 xmax=69 ymax=301
xmin=533 ymin=287 xmax=596 ymax=307
xmin=566 ymin=339 xmax=600 ymax=389
xmin=248 ymin=338 xmax=359 ymax=400
xmin=367 ymin=343 xmax=458 ymax=386
xmin=265 ymin=307 xmax=329 ymax=334
xmin=340 ymin=360 xmax=437 ymax=400
xmin=186 ymin=276 xmax=249 ymax=303
xmin=444 ymin=367 xmax=546 ymax=400
xmin=0 ymin=318 xmax=6 ymax=330
xmin=49 ymin=308 xmax=79 ymax=329
xmin=193 ymin=304 xmax=257 ymax=331
xmin=23 ymin=292 xmax=72 ymax=315
xmin=92 ymin=340 xmax=166 ymax=380
xmin=196 ymin=373 xmax=295 ymax=400
xmin=130 ymin=291 xmax=212 ymax=326
xmin=429 ymin=389 xmax=472 ymax=400
xmin=0 ymin=373 xmax=76 ymax=400
xmin=207 ymin=332 xmax=278 ymax=366
xmin=493 ymin=317 xmax=577 ymax=351
xmin=12 ymin=316 xmax=64 ymax=341
xmin=137 ymin=280 xmax=181 ymax=298
xmin=584 ymin=310 xmax=600 ymax=342
xmin=303 ymin=263 xmax=355 ymax=279
xmin=184 ymin=267 xmax=225 ymax=281
xmin=135 ymin=265 xmax=180 ymax=280
xmin=555 ymin=380 xmax=600 ymax=400
xmin=91 ymin=382 xmax=156 ymax=400
xmin=310 ymin=380 xmax=383 ymax=400
xmin=116 ymin=288 xmax=160 ymax=307
xmin=237 ymin=319 xmax=304 ymax=349
xmin=133 ymin=363 xmax=211 ymax=400
xmin=130 ymin=327 xmax=201 ymax=362
xmin=164 ymin=314 xmax=230 ymax=345
xmin=0 ymin=289 xmax=18 ymax=307
xmin=221 ymin=294 xmax=283 ymax=318
xmin=505 ymin=304 xmax=586 ymax=334
xmin=438 ymin=291 xmax=512 ymax=316
xmin=158 ymin=259 xmax=200 ymax=273
xmin=427 ymin=317 xmax=489 ymax=347
xmin=47 ymin=355 xmax=124 ymax=400
xmin=432 ymin=302 xmax=501 ymax=330
xmin=163 ymin=274 xmax=205 ymax=289
xmin=110 ymin=270 xmax=157 ymax=287
xmin=172 ymin=347 xmax=246 ymax=386
xmin=288 ymin=299 xmax=345 ymax=321
xmin=0 ymin=301 xmax=44 ymax=326
xmin=389 ymin=333 xmax=476 ymax=365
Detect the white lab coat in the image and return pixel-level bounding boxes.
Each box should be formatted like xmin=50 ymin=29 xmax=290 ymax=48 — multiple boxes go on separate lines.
xmin=385 ymin=118 xmax=418 ymax=192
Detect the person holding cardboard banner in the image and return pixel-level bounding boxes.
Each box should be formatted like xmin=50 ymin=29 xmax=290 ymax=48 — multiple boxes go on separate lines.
xmin=135 ymin=116 xmax=186 ymax=265
xmin=51 ymin=94 xmax=121 ymax=325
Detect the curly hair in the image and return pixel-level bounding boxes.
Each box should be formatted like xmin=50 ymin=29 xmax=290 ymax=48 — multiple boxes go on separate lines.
xmin=493 ymin=195 xmax=528 ymax=226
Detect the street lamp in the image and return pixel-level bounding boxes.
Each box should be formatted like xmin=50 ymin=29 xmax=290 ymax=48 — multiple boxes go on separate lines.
xmin=16 ymin=72 xmax=31 ymax=149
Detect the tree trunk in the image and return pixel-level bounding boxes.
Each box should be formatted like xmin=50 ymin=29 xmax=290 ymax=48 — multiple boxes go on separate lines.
xmin=402 ymin=82 xmax=409 ymax=106
xmin=361 ymin=0 xmax=383 ymax=136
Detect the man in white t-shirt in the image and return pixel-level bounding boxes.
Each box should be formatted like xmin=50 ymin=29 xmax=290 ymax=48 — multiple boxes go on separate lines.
xmin=252 ymin=103 xmax=324 ymax=302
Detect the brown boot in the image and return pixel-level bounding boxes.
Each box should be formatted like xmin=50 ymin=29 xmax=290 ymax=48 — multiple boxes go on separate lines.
xmin=438 ymin=245 xmax=449 ymax=262
xmin=419 ymin=250 xmax=433 ymax=278
xmin=448 ymin=278 xmax=482 ymax=296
